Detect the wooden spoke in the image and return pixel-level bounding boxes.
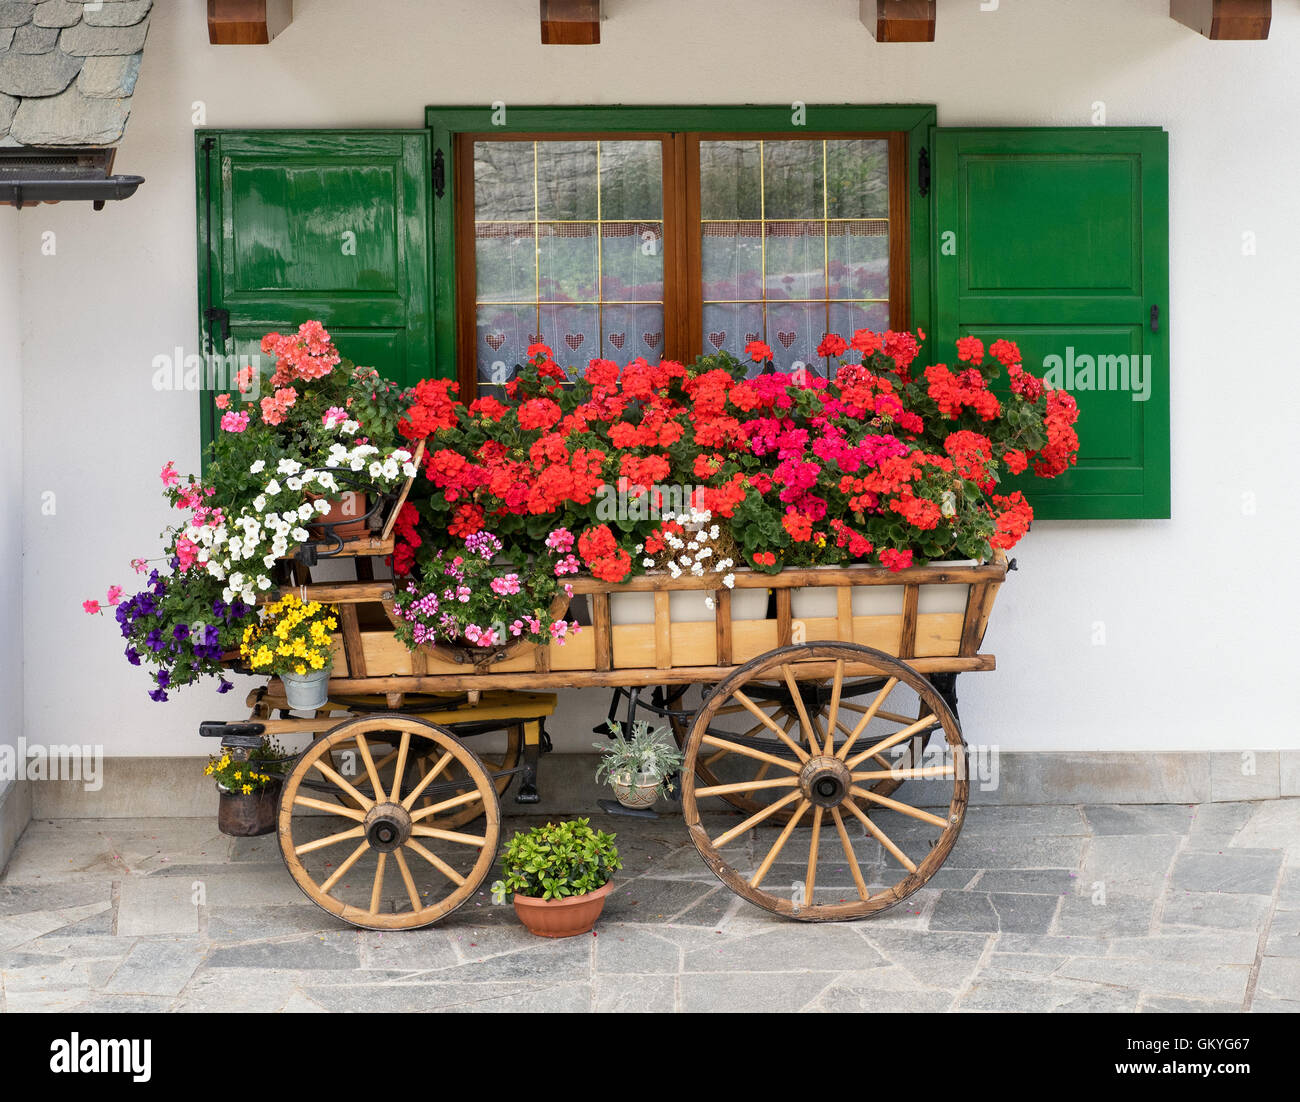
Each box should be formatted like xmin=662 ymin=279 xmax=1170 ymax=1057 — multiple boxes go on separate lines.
xmin=700 ymin=734 xmax=801 ymax=773
xmin=848 ymin=785 xmax=948 ymax=829
xmin=294 ymin=824 xmax=365 ymax=856
xmin=400 ymin=750 xmax=454 ymax=810
xmin=824 ymin=660 xmax=845 ymax=755
xmin=354 ymin=732 xmax=385 ymax=799
xmin=840 ymin=700 xmax=921 ymax=726
xmin=712 ymin=700 xmax=784 ymax=718
xmin=409 ymin=788 xmax=485 ymax=823
xmin=319 ymin=841 xmax=370 ymax=896
xmin=830 ymin=807 xmax=870 ymax=901
xmin=731 ymin=691 xmax=810 ymax=762
xmin=702 ymin=710 xmax=786 ymax=767
xmin=711 ymin=790 xmax=804 ymax=848
xmin=842 ymin=798 xmax=917 ymax=873
xmin=311 ymin=757 xmax=375 ymax=811
xmin=836 ymin=676 xmax=899 ymax=762
xmin=780 ymin=665 xmax=820 ymax=754
xmin=405 ymin=838 xmax=467 ymax=886
xmin=750 ymin=800 xmax=809 ymax=888
xmin=292 ymin=795 xmax=366 ymax=822
xmin=851 ymin=765 xmax=956 ymax=782
xmin=389 ymin=731 xmax=411 ymax=801
xmin=844 ymin=713 xmax=938 ymax=770
xmin=393 ymin=848 xmax=422 ymax=912
xmin=804 ymin=806 xmax=824 ymax=900
xmin=731 ymin=761 xmax=771 ymax=797
xmin=370 ymin=852 xmax=387 ymax=914
xmin=410 ymin=824 xmax=489 ymax=847
xmin=693 ymin=776 xmax=800 ymax=799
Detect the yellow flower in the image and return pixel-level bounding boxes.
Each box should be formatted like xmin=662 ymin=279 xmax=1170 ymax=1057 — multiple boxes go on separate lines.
xmin=242 ymin=784 xmax=253 ymax=795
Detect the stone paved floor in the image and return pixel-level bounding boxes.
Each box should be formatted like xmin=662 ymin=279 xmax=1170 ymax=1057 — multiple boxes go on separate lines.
xmin=1 ymin=800 xmax=1298 ymax=1013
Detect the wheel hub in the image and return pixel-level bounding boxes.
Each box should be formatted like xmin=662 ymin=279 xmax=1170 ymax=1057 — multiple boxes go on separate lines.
xmin=799 ymin=756 xmax=852 ymax=808
xmin=364 ymin=801 xmax=412 ymax=852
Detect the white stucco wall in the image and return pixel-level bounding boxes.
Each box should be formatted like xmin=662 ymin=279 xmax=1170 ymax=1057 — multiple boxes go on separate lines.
xmin=0 ymin=208 xmax=22 ymax=761
xmin=12 ymin=0 xmax=1300 ymax=756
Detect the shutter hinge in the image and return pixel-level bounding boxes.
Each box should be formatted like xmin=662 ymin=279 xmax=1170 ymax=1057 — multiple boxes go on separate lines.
xmin=433 ymin=148 xmax=446 ymax=199
xmin=204 ymin=306 xmax=230 ymax=345
xmin=1150 ymin=305 xmax=1159 ymax=333
xmin=918 ymin=146 xmax=930 ymax=199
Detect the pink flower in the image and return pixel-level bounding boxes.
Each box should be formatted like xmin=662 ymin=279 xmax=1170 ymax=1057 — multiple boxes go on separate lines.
xmin=490 ymin=573 xmax=521 ymax=596
xmin=322 ymin=406 xmax=348 ymax=428
xmin=106 ymin=585 xmax=123 ymax=606
xmin=214 ymin=393 xmax=231 ymax=410
xmin=160 ymin=461 xmax=179 ymax=488
xmin=131 ymin=558 xmax=148 ymax=574
xmin=175 ymin=537 xmax=199 ymax=571
xmin=235 ymin=365 xmax=257 ymax=393
xmin=82 ymin=599 xmax=101 ymax=615
xmin=545 ymin=527 xmax=575 ymax=554
xmin=220 ymin=411 xmax=250 ymax=433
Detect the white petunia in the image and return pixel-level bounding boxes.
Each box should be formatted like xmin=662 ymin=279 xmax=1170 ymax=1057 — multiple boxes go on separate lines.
xmin=249 ymin=460 xmax=266 ymax=474
xmin=264 ymin=479 xmax=281 ymax=496
xmin=723 ymin=573 xmax=736 ymax=588
xmin=253 ymin=495 xmax=266 ymax=512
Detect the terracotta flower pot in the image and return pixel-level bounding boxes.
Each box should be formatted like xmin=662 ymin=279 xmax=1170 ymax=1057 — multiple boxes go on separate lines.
xmin=512 ymin=880 xmax=614 ymax=938
xmin=308 ymin=491 xmax=370 ymax=540
xmin=217 ymin=781 xmax=281 ymax=837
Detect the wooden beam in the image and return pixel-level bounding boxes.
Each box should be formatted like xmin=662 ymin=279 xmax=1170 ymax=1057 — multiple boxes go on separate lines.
xmin=862 ymin=0 xmax=935 ymax=43
xmin=1171 ymin=0 xmax=1270 ymax=39
xmin=208 ymin=0 xmax=293 ymax=45
xmin=541 ymin=0 xmax=601 ymax=45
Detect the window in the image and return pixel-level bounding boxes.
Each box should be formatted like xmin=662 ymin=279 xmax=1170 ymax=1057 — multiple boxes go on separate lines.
xmin=434 ymin=107 xmax=934 ymax=396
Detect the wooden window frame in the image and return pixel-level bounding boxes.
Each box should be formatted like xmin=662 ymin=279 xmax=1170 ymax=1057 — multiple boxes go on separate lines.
xmin=427 ymin=106 xmax=937 ymax=396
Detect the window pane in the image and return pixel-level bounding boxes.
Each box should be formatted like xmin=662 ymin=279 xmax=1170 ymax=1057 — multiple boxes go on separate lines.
xmin=826 ymin=140 xmax=889 ymax=219
xmin=473 ymin=139 xmax=664 ymax=389
xmin=599 ymin=140 xmax=663 ymax=220
xmin=762 ymin=141 xmax=824 ymax=220
xmin=602 ymin=222 xmax=663 ymax=302
xmin=539 ymin=223 xmax=599 ymax=302
xmin=699 ymin=138 xmax=890 ymax=364
xmin=700 ymin=141 xmax=761 ymax=220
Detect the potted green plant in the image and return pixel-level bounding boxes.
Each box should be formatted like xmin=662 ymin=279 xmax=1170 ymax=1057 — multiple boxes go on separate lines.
xmin=206 ymin=736 xmax=291 ymax=837
xmin=594 ymin=720 xmax=685 ymax=809
xmin=491 ymin=818 xmax=621 ymax=937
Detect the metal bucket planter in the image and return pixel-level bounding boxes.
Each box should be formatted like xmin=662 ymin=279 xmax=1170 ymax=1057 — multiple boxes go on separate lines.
xmin=217 ymin=781 xmax=281 ymax=837
xmin=281 ymin=667 xmax=331 ymax=711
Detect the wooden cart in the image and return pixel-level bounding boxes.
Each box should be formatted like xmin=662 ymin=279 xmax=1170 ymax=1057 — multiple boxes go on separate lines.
xmin=202 ymin=475 xmax=1008 ymax=928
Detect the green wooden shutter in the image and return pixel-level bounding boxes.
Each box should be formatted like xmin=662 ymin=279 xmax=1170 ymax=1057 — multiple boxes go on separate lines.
xmin=195 ymin=130 xmax=434 ymax=454
xmin=933 ymin=128 xmax=1169 ymax=519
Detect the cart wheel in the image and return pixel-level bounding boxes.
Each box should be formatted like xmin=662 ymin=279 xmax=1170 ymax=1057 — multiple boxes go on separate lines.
xmin=670 ymin=672 xmax=918 ymax=823
xmin=682 ymin=642 xmax=967 ymax=921
xmin=278 ymin=715 xmax=500 ymax=930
